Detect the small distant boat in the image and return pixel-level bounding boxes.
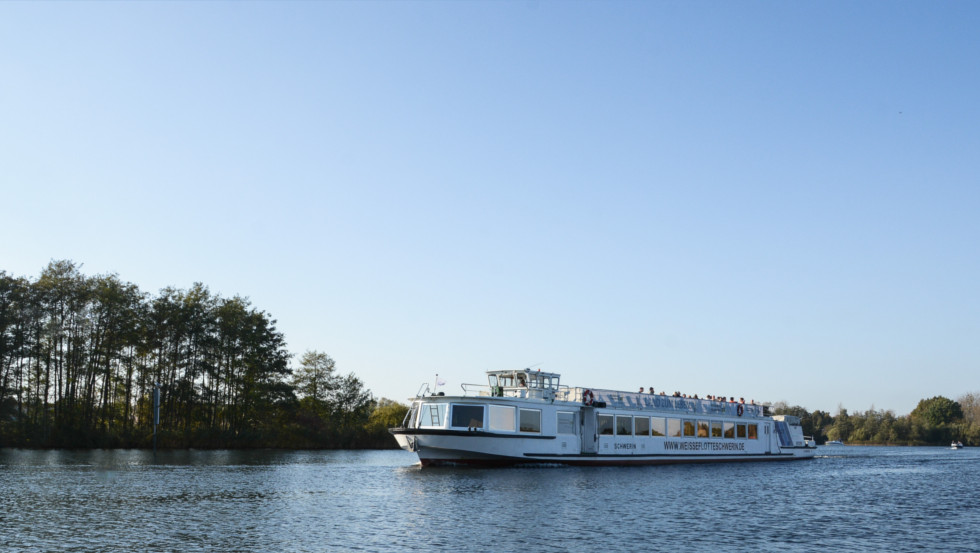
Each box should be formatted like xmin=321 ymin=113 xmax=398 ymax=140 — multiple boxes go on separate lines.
xmin=825 ymin=440 xmax=844 ymax=446
xmin=951 ymin=441 xmax=964 ymax=449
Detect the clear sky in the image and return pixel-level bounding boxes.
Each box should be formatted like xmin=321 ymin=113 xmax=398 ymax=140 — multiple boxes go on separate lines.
xmin=2 ymin=1 xmax=978 ymax=416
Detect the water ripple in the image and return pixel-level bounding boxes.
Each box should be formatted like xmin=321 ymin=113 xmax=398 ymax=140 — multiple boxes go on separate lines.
xmin=2 ymin=447 xmax=978 ymax=552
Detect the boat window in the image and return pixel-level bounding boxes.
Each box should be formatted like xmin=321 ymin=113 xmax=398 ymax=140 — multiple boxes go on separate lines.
xmin=419 ymin=403 xmax=446 ymax=427
xmin=616 ymin=416 xmax=633 ymax=436
xmin=651 ymin=417 xmax=666 ymax=436
xmin=489 ymin=405 xmax=516 ymax=431
xmin=519 ymin=409 xmax=541 ymax=433
xmin=667 ymin=418 xmax=682 ymax=437
xmin=598 ymin=414 xmax=614 ymax=435
xmin=557 ymin=411 xmax=576 ymax=435
xmin=683 ymin=420 xmax=696 ymax=437
xmin=697 ymin=420 xmax=710 ymax=438
xmin=404 ymin=403 xmax=419 ymax=429
xmin=711 ymin=421 xmax=723 ymax=438
xmin=723 ymin=422 xmax=735 ymax=439
xmin=634 ymin=416 xmax=650 ymax=436
xmin=450 ymin=405 xmax=485 ymax=429
xmin=737 ymin=423 xmax=747 ymax=438
xmin=748 ymin=424 xmax=758 ymax=440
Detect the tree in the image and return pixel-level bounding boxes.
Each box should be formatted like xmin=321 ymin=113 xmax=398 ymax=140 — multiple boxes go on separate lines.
xmin=333 ymin=373 xmax=372 ymax=431
xmin=957 ymin=392 xmax=980 ymax=425
xmin=827 ymin=405 xmax=853 ymax=442
xmin=292 ymin=350 xmax=336 ymax=405
xmin=911 ymin=396 xmax=963 ymax=426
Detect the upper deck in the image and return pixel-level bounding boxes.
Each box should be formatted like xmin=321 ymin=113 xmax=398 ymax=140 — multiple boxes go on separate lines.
xmin=451 ymin=368 xmax=764 ymax=418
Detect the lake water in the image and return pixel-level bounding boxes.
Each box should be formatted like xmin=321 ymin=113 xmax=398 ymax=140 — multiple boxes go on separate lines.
xmin=1 ymin=446 xmax=977 ymax=552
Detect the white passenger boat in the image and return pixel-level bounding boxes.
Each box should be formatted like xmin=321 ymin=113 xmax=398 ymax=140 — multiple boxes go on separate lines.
xmin=390 ymin=368 xmax=818 ymax=466
xmin=951 ymin=441 xmax=964 ymax=449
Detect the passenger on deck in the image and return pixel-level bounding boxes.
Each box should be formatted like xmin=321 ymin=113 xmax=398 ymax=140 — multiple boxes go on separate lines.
xmin=649 ymin=387 xmax=655 ymax=394
xmin=639 ymin=387 xmax=645 ymax=393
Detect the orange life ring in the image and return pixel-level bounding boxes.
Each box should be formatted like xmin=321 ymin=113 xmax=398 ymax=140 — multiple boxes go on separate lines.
xmin=737 ymin=404 xmax=744 ymax=417
xmin=582 ymin=389 xmax=595 ymax=406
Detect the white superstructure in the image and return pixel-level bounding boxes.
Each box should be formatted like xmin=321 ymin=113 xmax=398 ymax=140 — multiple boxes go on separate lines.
xmin=390 ymin=368 xmax=817 ymax=466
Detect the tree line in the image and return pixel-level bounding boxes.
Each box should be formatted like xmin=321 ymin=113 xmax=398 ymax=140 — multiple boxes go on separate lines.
xmin=773 ymin=394 xmax=980 ymax=446
xmin=0 ymin=261 xmax=408 ymax=449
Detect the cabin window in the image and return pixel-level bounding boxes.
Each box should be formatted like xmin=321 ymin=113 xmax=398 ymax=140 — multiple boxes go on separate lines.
xmin=598 ymin=414 xmax=614 ymax=435
xmin=420 ymin=404 xmax=446 ymax=427
xmin=616 ymin=416 xmax=633 ymax=436
xmin=450 ymin=405 xmax=485 ymax=429
xmin=519 ymin=409 xmax=541 ymax=433
xmin=651 ymin=417 xmax=666 ymax=437
xmin=634 ymin=416 xmax=650 ymax=436
xmin=683 ymin=420 xmax=696 ymax=437
xmin=697 ymin=420 xmax=710 ymax=438
xmin=737 ymin=423 xmax=747 ymax=438
xmin=489 ymin=405 xmax=516 ymax=431
xmin=723 ymin=422 xmax=735 ymax=439
xmin=557 ymin=411 xmax=576 ymax=435
xmin=748 ymin=424 xmax=758 ymax=440
xmin=711 ymin=421 xmax=723 ymax=438
xmin=667 ymin=418 xmax=682 ymax=437
xmin=404 ymin=403 xmax=419 ymax=429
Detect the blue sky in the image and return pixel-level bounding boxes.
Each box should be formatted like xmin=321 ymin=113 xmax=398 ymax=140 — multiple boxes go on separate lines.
xmin=2 ymin=1 xmax=978 ymax=415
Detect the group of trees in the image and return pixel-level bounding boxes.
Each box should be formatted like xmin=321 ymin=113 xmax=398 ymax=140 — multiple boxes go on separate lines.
xmin=773 ymin=394 xmax=980 ymax=446
xmin=0 ymin=261 xmax=407 ymax=449
xmin=3 ymin=260 xmax=976 ymax=450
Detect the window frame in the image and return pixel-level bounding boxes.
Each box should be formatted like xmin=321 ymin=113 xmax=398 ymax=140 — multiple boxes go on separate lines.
xmin=597 ymin=414 xmax=615 ymax=436
xmin=519 ymin=408 xmax=542 ymax=433
xmin=683 ymin=420 xmax=697 ymax=437
xmin=651 ymin=417 xmax=666 ymax=437
xmin=450 ymin=404 xmax=486 ymax=429
xmin=489 ymin=405 xmax=516 ymax=432
xmin=616 ymin=415 xmax=633 ymax=436
xmin=557 ymin=411 xmax=576 ymax=435
xmin=634 ymin=416 xmax=651 ymax=437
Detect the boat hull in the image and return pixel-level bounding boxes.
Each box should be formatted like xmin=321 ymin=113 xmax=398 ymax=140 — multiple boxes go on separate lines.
xmin=391 ymin=428 xmax=816 ymax=467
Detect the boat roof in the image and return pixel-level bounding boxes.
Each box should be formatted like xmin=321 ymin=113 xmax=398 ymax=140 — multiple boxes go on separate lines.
xmin=486 ymin=368 xmax=562 ymax=381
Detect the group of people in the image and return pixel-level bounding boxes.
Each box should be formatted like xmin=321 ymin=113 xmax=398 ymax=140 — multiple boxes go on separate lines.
xmin=637 ymin=387 xmax=755 ymax=405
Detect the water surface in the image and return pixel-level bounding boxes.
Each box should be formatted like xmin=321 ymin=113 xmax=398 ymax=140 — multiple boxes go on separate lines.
xmin=1 ymin=446 xmax=976 ymax=552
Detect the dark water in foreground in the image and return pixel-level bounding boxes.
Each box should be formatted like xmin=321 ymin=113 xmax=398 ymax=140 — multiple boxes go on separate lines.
xmin=1 ymin=446 xmax=977 ymax=552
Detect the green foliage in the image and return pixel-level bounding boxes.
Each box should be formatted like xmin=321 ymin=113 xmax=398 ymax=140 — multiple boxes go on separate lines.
xmin=292 ymin=350 xmax=336 ymax=407
xmin=911 ymin=396 xmax=963 ymax=426
xmin=0 ymin=261 xmax=407 ymax=449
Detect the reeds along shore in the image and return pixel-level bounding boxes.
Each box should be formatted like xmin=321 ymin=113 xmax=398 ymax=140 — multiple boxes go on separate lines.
xmin=0 ymin=261 xmax=407 ymax=449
